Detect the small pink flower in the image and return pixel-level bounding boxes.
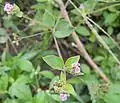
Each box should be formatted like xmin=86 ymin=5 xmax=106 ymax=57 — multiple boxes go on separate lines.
xmin=72 ymin=62 xmax=80 ymax=67
xmin=79 ymin=4 xmax=84 ymax=9
xmin=72 ymin=62 xmax=81 ymax=74
xmin=60 ymin=93 xmax=68 ymax=101
xmin=4 ymin=2 xmax=14 ymax=14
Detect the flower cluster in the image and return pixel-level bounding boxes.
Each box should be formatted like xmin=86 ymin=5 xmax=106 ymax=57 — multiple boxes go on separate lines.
xmin=53 ymin=81 xmax=69 ymax=101
xmin=72 ymin=62 xmax=81 ymax=74
xmin=4 ymin=2 xmax=14 ymax=14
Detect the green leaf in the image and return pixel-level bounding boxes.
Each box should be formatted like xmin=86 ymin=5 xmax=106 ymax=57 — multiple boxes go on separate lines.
xmin=81 ymin=64 xmax=91 ymax=74
xmin=13 ymin=4 xmax=20 ymax=13
xmin=71 ymin=9 xmax=81 ymax=16
xmin=3 ymin=17 xmax=24 ymax=36
xmin=43 ymin=55 xmax=64 ymax=70
xmin=0 ymin=28 xmax=6 ymax=44
xmin=62 ymin=84 xmax=75 ymax=95
xmin=65 ymin=56 xmax=80 ymax=69
xmin=101 ymin=35 xmax=116 ymax=48
xmin=4 ymin=99 xmax=18 ymax=103
xmin=9 ymin=83 xmax=32 ymax=101
xmin=1 ymin=50 xmax=7 ymax=63
xmin=85 ymin=75 xmax=99 ymax=103
xmin=16 ymin=59 xmax=34 ymax=72
xmin=0 ymin=66 xmax=11 ymax=75
xmin=89 ymin=33 xmax=96 ymax=42
xmin=13 ymin=4 xmax=23 ymax=18
xmin=0 ymin=73 xmax=8 ymax=91
xmin=25 ymin=101 xmax=32 ymax=103
xmin=76 ymin=26 xmax=90 ymax=36
xmin=109 ymin=84 xmax=120 ymax=94
xmin=49 ymin=76 xmax=59 ymax=89
xmin=84 ymin=0 xmax=97 ymax=12
xmin=40 ymin=71 xmax=55 ymax=79
xmin=8 ymin=77 xmax=14 ymax=84
xmin=33 ymin=91 xmax=46 ymax=103
xmin=67 ymin=77 xmax=83 ymax=84
xmin=0 ymin=37 xmax=6 ymax=44
xmin=107 ymin=27 xmax=113 ymax=35
xmin=104 ymin=93 xmax=120 ymax=103
xmin=20 ymin=50 xmax=39 ymax=60
xmin=15 ymin=11 xmax=23 ymax=18
xmin=117 ymin=33 xmax=120 ymax=40
xmin=104 ymin=13 xmax=118 ymax=25
xmin=64 ymin=102 xmax=80 ymax=103
xmin=93 ymin=56 xmax=104 ymax=62
xmin=0 ymin=0 xmax=2 ymax=3
xmin=53 ymin=20 xmax=74 ymax=38
xmin=0 ymin=28 xmax=6 ymax=36
xmin=15 ymin=75 xmax=31 ymax=84
xmin=53 ymin=30 xmax=74 ymax=38
xmin=45 ymin=93 xmax=57 ymax=103
xmin=50 ymin=94 xmax=60 ymax=102
xmin=55 ymin=20 xmax=69 ymax=30
xmin=43 ymin=10 xmax=55 ymax=28
xmin=37 ymin=0 xmax=48 ymax=2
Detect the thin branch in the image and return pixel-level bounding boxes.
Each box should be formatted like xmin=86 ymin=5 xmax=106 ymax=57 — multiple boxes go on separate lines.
xmin=8 ymin=36 xmax=18 ymax=54
xmin=53 ymin=36 xmax=63 ymax=58
xmin=86 ymin=17 xmax=120 ymax=51
xmin=89 ymin=3 xmax=120 ymax=14
xmin=19 ymin=31 xmax=50 ymax=41
xmin=61 ymin=40 xmax=80 ymax=54
xmin=6 ymin=29 xmax=18 ymax=54
xmin=55 ymin=0 xmax=110 ymax=83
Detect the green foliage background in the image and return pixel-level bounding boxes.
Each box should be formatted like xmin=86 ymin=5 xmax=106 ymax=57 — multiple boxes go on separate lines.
xmin=0 ymin=0 xmax=120 ymax=103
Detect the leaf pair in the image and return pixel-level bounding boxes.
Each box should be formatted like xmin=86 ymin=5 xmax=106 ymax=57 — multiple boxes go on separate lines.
xmin=43 ymin=55 xmax=80 ymax=72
